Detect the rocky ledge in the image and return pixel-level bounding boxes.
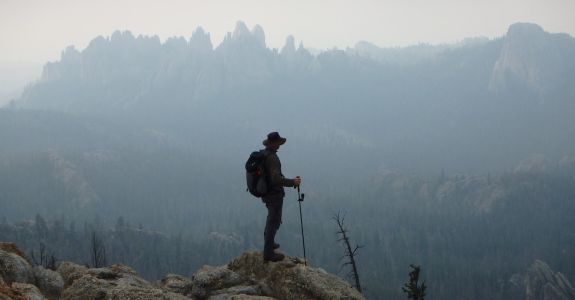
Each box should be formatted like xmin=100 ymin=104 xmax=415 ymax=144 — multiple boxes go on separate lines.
xmin=0 ymin=243 xmax=363 ymax=300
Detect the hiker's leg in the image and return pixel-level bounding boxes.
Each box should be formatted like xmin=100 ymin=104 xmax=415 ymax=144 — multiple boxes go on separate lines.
xmin=264 ymin=198 xmax=283 ymax=258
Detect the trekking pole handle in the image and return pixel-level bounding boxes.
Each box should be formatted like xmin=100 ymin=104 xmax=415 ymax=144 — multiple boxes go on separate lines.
xmin=297 ymin=186 xmax=305 ymax=202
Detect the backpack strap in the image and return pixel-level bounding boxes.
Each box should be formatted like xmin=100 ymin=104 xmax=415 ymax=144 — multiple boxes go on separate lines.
xmin=261 ymin=149 xmax=272 ymax=193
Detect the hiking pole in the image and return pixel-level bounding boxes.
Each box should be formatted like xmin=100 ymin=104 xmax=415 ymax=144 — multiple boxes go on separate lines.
xmin=297 ymin=186 xmax=307 ymax=266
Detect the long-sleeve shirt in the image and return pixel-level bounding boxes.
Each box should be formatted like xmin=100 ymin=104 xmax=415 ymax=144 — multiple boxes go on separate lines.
xmin=262 ymin=149 xmax=295 ymax=201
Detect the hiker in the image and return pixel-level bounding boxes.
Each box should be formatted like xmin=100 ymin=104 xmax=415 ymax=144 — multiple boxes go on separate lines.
xmin=261 ymin=132 xmax=301 ymax=262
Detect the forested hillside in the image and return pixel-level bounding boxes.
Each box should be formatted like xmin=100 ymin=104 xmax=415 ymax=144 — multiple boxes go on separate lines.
xmin=2 ymin=165 xmax=574 ymax=299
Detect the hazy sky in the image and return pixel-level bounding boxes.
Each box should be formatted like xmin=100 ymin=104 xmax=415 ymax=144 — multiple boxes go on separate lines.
xmin=1 ymin=0 xmax=574 ymax=64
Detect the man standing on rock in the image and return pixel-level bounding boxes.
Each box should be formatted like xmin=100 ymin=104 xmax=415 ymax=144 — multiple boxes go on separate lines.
xmin=261 ymin=132 xmax=301 ymax=262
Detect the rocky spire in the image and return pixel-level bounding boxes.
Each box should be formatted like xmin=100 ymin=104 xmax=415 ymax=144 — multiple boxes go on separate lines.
xmin=281 ymin=35 xmax=296 ymax=55
xmin=189 ymin=26 xmax=213 ymax=52
xmin=218 ymin=21 xmax=267 ymax=51
xmin=232 ymin=21 xmax=250 ymax=40
xmin=296 ymin=41 xmax=312 ymax=57
xmin=110 ymin=30 xmax=135 ymax=44
xmin=251 ymin=25 xmax=266 ymax=48
xmin=60 ymin=46 xmax=81 ymax=63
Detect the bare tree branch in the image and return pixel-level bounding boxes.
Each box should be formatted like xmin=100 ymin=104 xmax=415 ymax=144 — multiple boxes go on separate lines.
xmin=333 ymin=212 xmax=362 ymax=294
xmin=29 ymin=243 xmax=58 ymax=270
xmin=91 ymin=231 xmax=107 ymax=268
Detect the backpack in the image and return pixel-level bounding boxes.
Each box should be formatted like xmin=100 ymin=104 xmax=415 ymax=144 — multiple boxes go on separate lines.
xmin=245 ymin=150 xmax=269 ymax=197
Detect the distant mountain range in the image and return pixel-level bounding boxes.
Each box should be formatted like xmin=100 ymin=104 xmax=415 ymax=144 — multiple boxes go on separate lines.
xmin=7 ymin=21 xmax=575 ymax=174
xmin=2 ymin=21 xmax=574 ymax=228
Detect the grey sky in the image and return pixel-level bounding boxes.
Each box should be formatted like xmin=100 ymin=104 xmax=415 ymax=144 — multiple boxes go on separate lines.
xmin=1 ymin=0 xmax=574 ymax=64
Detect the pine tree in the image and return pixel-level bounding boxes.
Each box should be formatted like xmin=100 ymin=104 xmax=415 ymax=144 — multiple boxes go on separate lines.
xmin=402 ymin=264 xmax=426 ymax=300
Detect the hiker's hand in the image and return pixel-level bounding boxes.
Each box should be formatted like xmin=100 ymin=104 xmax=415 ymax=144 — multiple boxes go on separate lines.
xmin=293 ymin=176 xmax=301 ymax=186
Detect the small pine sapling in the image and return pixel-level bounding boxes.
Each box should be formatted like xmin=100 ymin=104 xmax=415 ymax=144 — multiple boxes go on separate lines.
xmin=402 ymin=264 xmax=427 ymax=300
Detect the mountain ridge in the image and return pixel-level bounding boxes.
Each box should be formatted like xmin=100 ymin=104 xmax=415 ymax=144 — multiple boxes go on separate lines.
xmin=6 ymin=22 xmax=575 ymax=174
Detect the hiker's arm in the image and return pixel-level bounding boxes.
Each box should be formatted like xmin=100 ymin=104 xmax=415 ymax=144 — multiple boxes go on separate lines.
xmin=267 ymin=155 xmax=295 ymax=187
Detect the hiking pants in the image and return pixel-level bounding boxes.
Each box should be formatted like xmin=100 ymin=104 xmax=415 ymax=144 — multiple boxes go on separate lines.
xmin=263 ymin=198 xmax=283 ymax=257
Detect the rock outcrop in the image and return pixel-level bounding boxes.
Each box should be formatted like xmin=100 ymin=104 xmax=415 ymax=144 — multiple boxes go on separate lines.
xmin=58 ymin=263 xmax=189 ymax=300
xmin=160 ymin=273 xmax=193 ymax=296
xmin=228 ymin=252 xmax=363 ymax=300
xmin=0 ymin=242 xmax=64 ymax=299
xmin=489 ymin=22 xmax=575 ymax=97
xmin=182 ymin=251 xmax=363 ymax=299
xmin=8 ymin=283 xmax=45 ymax=300
xmin=0 ymin=242 xmax=46 ymax=299
xmin=32 ymin=266 xmax=64 ymax=299
xmin=0 ymin=243 xmax=34 ymax=285
xmin=1 ymin=243 xmax=363 ymax=300
xmin=507 ymin=260 xmax=575 ymax=300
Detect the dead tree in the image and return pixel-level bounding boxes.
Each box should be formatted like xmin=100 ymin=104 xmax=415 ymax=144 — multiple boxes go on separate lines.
xmin=29 ymin=243 xmax=57 ymax=270
xmin=333 ymin=212 xmax=363 ymax=293
xmin=90 ymin=231 xmax=107 ymax=268
xmin=402 ymin=264 xmax=427 ymax=300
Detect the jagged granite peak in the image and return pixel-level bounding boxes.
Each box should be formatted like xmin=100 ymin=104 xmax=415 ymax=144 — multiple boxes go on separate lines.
xmin=233 ymin=21 xmax=251 ymax=40
xmin=252 ymin=25 xmax=266 ymax=48
xmin=110 ymin=30 xmax=136 ymax=44
xmin=82 ymin=31 xmax=162 ymax=59
xmin=192 ymin=26 xmax=207 ymax=38
xmin=40 ymin=45 xmax=81 ymax=81
xmin=86 ymin=35 xmax=108 ymax=49
xmin=281 ymin=35 xmax=296 ymax=55
xmin=221 ymin=21 xmax=267 ymax=50
xmin=190 ymin=26 xmax=213 ymax=51
xmin=297 ymin=43 xmax=314 ymax=60
xmin=489 ymin=22 xmax=575 ymax=96
xmin=60 ymin=45 xmax=81 ymax=63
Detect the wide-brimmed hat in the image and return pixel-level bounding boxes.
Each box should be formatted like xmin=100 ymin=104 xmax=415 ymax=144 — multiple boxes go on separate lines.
xmin=263 ymin=132 xmax=287 ymax=146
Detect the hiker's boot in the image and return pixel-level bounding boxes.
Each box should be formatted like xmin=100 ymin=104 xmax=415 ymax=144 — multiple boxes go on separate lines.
xmin=273 ymin=242 xmax=280 ymax=249
xmin=263 ymin=252 xmax=285 ymax=262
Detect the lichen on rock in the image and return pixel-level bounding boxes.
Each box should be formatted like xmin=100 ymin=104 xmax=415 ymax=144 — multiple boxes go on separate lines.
xmin=228 ymin=251 xmax=364 ymax=300
xmin=160 ymin=273 xmax=193 ymax=296
xmin=11 ymin=282 xmax=46 ymax=300
xmin=0 ymin=246 xmax=34 ymax=285
xmin=33 ymin=266 xmax=64 ymax=300
xmin=191 ymin=265 xmax=246 ymax=299
xmin=60 ymin=263 xmax=189 ymax=300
